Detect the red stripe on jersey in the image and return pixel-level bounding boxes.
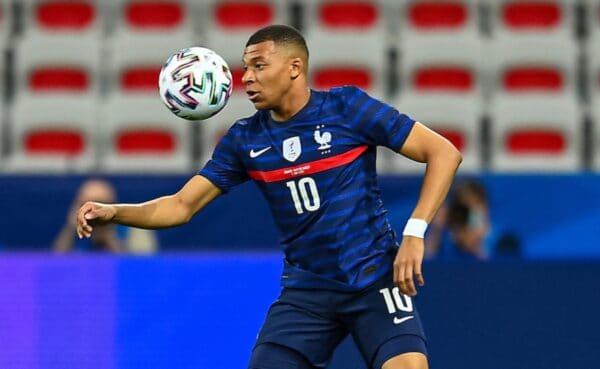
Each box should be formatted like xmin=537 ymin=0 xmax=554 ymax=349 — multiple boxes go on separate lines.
xmin=248 ymin=146 xmax=368 ymax=183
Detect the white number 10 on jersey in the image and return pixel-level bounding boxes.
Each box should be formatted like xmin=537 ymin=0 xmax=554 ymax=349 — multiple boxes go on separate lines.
xmin=286 ymin=177 xmax=321 ymax=214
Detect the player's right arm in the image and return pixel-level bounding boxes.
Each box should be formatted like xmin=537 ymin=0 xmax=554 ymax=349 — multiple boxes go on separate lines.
xmin=77 ymin=175 xmax=221 ymax=239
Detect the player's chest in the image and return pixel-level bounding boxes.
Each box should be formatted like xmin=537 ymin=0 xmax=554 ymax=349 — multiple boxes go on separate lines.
xmin=241 ymin=122 xmax=360 ymax=171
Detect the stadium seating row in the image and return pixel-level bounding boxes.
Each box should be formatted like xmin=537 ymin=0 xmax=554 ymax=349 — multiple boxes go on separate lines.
xmin=1 ymin=0 xmax=600 ymax=173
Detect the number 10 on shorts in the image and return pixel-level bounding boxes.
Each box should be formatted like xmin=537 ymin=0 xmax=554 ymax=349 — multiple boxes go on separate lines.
xmin=379 ymin=287 xmax=414 ymax=314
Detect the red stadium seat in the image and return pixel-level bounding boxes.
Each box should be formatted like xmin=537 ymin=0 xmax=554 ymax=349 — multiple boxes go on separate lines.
xmin=401 ymin=36 xmax=482 ymax=96
xmin=230 ymin=67 xmax=246 ymax=93
xmin=23 ymin=0 xmax=101 ymax=38
xmin=36 ymin=1 xmax=96 ymax=30
xmin=502 ymin=67 xmax=563 ymax=92
xmin=489 ymin=36 xmax=576 ymax=96
xmin=24 ymin=130 xmax=86 ymax=156
xmin=120 ymin=66 xmax=161 ymax=92
xmin=489 ymin=94 xmax=582 ymax=172
xmin=115 ymin=129 xmax=176 ymax=154
xmin=312 ymin=67 xmax=373 ymax=91
xmin=502 ymin=2 xmax=561 ymax=30
xmin=125 ymin=1 xmax=184 ymax=30
xmin=29 ymin=67 xmax=89 ymax=92
xmin=5 ymin=95 xmax=98 ymax=172
xmin=111 ymin=0 xmax=194 ymax=58
xmin=318 ymin=2 xmax=378 ymax=29
xmin=413 ymin=67 xmax=474 ymax=92
xmin=15 ymin=36 xmax=101 ymax=95
xmin=205 ymin=1 xmax=285 ymax=66
xmin=505 ymin=130 xmax=565 ymax=154
xmin=386 ymin=94 xmax=482 ymax=173
xmin=408 ymin=1 xmax=468 ymax=30
xmin=215 ymin=2 xmax=273 ymax=28
xmin=304 ymin=0 xmax=386 ymax=98
xmin=435 ymin=129 xmax=465 ymax=152
xmin=399 ymin=0 xmax=479 ymax=48
xmin=106 ymin=36 xmax=184 ymax=94
xmin=490 ymin=0 xmax=574 ymax=39
xmin=100 ymin=94 xmax=191 ymax=173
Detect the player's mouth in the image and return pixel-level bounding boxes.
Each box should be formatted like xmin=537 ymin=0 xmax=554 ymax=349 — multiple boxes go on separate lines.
xmin=246 ymin=90 xmax=260 ymax=101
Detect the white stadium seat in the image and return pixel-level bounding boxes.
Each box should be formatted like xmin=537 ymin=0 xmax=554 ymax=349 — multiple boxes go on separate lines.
xmin=400 ymin=36 xmax=483 ymax=97
xmin=489 ymin=94 xmax=582 ymax=172
xmin=303 ymin=0 xmax=388 ymax=99
xmin=397 ymin=0 xmax=480 ymax=43
xmin=100 ymin=93 xmax=192 ymax=173
xmin=109 ymin=0 xmax=196 ymax=48
xmin=201 ymin=95 xmax=256 ymax=165
xmin=20 ymin=0 xmax=103 ymax=38
xmin=385 ymin=93 xmax=483 ymax=173
xmin=5 ymin=94 xmax=99 ymax=173
xmin=14 ymin=35 xmax=102 ymax=96
xmin=487 ymin=36 xmax=578 ymax=96
xmin=202 ymin=0 xmax=287 ymax=65
xmin=106 ymin=35 xmax=179 ymax=94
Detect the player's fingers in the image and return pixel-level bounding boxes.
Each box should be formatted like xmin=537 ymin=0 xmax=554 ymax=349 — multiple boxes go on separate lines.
xmin=415 ymin=259 xmax=425 ymax=287
xmin=84 ymin=209 xmax=99 ymax=221
xmin=396 ymin=259 xmax=407 ymax=294
xmin=77 ymin=213 xmax=87 ymax=237
xmin=404 ymin=262 xmax=416 ymax=296
xmin=78 ymin=205 xmax=96 ymax=238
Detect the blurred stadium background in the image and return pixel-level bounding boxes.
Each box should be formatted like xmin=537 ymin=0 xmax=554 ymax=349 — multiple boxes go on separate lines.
xmin=1 ymin=0 xmax=599 ymax=368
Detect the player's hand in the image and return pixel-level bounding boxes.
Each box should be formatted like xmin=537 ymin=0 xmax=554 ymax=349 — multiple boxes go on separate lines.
xmin=393 ymin=236 xmax=425 ymax=297
xmin=77 ymin=201 xmax=116 ymax=239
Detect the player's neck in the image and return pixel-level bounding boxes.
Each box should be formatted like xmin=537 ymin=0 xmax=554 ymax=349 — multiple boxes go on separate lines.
xmin=270 ymin=86 xmax=311 ymax=122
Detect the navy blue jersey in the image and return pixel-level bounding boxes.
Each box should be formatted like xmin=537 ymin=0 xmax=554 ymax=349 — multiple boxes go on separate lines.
xmin=200 ymin=86 xmax=415 ymax=291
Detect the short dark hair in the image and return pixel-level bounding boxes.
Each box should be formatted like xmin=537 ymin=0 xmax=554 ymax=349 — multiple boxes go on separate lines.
xmin=246 ymin=24 xmax=309 ymax=60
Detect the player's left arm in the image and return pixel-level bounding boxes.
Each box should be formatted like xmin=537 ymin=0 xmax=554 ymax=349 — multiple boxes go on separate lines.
xmin=394 ymin=122 xmax=462 ymax=296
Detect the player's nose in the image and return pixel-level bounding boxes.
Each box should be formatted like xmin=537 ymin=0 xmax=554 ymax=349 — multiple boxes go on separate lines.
xmin=241 ymin=69 xmax=254 ymax=85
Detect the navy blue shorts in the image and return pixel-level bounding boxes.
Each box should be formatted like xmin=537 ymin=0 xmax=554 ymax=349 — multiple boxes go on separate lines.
xmin=249 ymin=273 xmax=427 ymax=369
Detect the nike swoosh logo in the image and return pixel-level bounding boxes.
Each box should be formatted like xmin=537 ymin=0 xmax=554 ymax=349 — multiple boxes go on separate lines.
xmin=249 ymin=146 xmax=271 ymax=158
xmin=393 ymin=315 xmax=414 ymax=325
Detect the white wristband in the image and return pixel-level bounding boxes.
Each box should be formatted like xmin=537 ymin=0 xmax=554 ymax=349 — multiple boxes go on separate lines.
xmin=402 ymin=218 xmax=428 ymax=238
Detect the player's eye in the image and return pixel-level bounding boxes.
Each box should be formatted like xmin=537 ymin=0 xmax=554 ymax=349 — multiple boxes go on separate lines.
xmin=256 ymin=63 xmax=265 ymax=70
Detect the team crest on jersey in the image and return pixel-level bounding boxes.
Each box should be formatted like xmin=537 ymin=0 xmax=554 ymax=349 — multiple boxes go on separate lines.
xmin=314 ymin=125 xmax=332 ymax=150
xmin=283 ymin=136 xmax=302 ymax=162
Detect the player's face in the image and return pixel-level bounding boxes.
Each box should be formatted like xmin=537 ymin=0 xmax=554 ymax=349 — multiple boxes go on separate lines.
xmin=242 ymin=41 xmax=294 ymax=110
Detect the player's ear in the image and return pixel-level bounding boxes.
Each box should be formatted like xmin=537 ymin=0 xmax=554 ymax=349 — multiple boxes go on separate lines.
xmin=290 ymin=57 xmax=303 ymax=80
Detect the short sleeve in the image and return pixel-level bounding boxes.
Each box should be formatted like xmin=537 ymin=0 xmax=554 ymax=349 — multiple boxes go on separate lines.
xmin=341 ymin=86 xmax=415 ymax=151
xmin=198 ymin=123 xmax=249 ymax=193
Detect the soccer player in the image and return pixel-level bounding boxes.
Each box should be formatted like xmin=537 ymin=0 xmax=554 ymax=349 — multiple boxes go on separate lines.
xmin=77 ymin=25 xmax=462 ymax=369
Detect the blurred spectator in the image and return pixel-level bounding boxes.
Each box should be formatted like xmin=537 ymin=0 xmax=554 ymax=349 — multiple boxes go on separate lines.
xmin=53 ymin=178 xmax=158 ymax=253
xmin=426 ymin=180 xmax=520 ymax=261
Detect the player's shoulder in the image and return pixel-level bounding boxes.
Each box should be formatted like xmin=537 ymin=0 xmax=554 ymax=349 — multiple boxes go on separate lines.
xmin=328 ymin=85 xmax=365 ymax=98
xmin=229 ymin=109 xmax=265 ymax=132
xmin=326 ymin=85 xmax=372 ymax=107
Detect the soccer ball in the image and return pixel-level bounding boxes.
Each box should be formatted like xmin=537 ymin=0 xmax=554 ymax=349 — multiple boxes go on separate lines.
xmin=159 ymin=47 xmax=233 ymax=121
